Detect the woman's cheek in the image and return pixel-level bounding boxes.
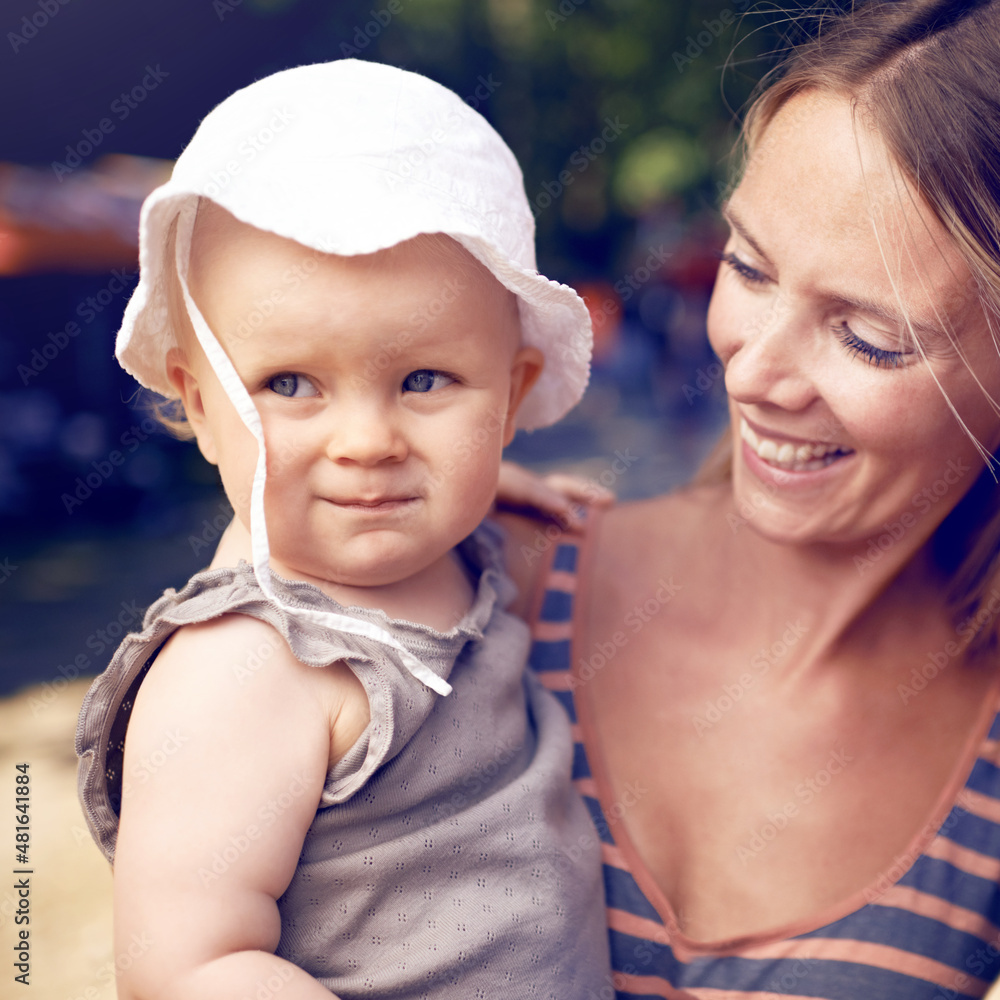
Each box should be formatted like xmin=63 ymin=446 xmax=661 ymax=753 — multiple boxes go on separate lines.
xmin=706 ymin=277 xmax=772 ymax=369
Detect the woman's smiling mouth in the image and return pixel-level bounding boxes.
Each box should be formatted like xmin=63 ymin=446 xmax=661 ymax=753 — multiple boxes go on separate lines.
xmin=740 ymin=417 xmax=855 ymax=473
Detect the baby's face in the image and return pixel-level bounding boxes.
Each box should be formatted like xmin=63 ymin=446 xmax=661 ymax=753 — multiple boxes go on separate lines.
xmin=175 ymin=206 xmax=540 ymax=590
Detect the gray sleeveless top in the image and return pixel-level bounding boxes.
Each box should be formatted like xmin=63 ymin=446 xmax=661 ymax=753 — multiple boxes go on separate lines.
xmin=76 ymin=522 xmax=611 ymax=998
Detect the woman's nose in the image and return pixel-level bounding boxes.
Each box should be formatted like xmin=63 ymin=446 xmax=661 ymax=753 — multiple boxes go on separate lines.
xmin=324 ymin=400 xmax=408 ymax=466
xmin=713 ymin=294 xmax=817 ymax=411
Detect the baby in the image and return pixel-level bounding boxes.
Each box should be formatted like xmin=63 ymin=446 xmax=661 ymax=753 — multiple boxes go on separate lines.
xmin=75 ymin=60 xmax=610 ymax=1000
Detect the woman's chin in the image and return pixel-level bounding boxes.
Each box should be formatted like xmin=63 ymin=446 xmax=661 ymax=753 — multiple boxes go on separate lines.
xmin=726 ymin=482 xmax=856 ymax=550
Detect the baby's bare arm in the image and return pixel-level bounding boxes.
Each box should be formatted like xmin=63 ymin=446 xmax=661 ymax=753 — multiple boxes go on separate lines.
xmin=113 ymin=613 xmax=368 ymax=1000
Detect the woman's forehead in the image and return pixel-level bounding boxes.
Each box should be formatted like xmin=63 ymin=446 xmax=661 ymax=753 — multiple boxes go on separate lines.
xmin=742 ymin=91 xmax=888 ymax=213
xmin=731 ymin=90 xmax=978 ymax=332
xmin=740 ymin=90 xmax=951 ymax=249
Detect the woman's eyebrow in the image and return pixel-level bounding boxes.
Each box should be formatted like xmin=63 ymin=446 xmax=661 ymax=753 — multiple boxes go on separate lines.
xmin=721 ymin=202 xmax=774 ymax=266
xmin=720 ymin=200 xmax=947 ymax=340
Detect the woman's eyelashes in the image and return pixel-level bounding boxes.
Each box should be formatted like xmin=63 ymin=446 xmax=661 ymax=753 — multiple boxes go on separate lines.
xmin=835 ymin=325 xmax=906 ymax=369
xmin=721 ymin=250 xmax=909 ymax=369
xmin=401 ymin=369 xmax=456 ymax=393
xmin=721 ymin=250 xmax=768 ymax=285
xmin=268 ymin=373 xmax=319 ymax=397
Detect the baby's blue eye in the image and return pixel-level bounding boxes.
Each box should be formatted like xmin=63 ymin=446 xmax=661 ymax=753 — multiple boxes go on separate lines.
xmin=402 ymin=370 xmax=454 ymax=393
xmin=268 ymin=374 xmax=318 ymax=398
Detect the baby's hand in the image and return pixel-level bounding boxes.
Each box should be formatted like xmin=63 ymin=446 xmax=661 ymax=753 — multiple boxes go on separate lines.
xmin=496 ymin=460 xmax=614 ymax=530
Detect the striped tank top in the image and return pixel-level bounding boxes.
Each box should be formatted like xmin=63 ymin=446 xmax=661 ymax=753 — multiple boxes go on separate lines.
xmin=526 ymin=526 xmax=1000 ymax=999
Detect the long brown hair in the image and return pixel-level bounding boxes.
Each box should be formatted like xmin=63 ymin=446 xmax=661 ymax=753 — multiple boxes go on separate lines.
xmin=702 ymin=0 xmax=1000 ymax=647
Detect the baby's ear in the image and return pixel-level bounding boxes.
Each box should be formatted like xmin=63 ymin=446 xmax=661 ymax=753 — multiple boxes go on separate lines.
xmin=503 ymin=346 xmax=544 ymax=446
xmin=166 ymin=347 xmax=219 ymax=465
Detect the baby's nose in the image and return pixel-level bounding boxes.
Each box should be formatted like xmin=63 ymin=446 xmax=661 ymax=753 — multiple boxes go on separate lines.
xmin=324 ymin=402 xmax=408 ymax=466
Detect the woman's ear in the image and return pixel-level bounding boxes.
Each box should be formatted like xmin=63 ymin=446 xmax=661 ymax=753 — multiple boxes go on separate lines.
xmin=502 ymin=346 xmax=545 ymax=446
xmin=166 ymin=347 xmax=219 ymax=465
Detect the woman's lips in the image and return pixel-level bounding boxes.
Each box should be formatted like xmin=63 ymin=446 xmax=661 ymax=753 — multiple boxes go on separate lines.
xmin=740 ymin=417 xmax=854 ymax=473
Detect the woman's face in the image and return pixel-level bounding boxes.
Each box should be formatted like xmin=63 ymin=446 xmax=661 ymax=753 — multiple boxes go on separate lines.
xmin=707 ymin=89 xmax=1000 ymax=549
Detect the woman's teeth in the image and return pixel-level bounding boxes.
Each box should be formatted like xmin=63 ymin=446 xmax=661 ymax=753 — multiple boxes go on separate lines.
xmin=740 ymin=419 xmax=852 ymax=472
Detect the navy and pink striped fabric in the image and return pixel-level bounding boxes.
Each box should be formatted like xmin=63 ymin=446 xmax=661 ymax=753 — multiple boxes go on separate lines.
xmin=527 ymin=535 xmax=1000 ymax=999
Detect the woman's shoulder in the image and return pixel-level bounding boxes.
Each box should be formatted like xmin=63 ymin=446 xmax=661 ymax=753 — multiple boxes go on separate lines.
xmin=592 ymin=484 xmax=728 ymax=591
xmin=603 ymin=484 xmax=723 ymax=540
xmin=494 ymin=482 xmax=729 ymax=618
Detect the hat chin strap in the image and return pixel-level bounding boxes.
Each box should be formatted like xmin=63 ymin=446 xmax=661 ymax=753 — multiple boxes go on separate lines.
xmin=172 ymin=202 xmax=452 ymax=697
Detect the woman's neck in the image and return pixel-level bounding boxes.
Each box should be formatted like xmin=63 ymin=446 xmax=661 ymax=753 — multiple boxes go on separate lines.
xmin=711 ymin=489 xmax=950 ymax=670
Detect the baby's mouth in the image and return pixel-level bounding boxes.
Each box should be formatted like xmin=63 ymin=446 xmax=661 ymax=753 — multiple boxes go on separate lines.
xmin=326 ymin=495 xmax=420 ymax=511
xmin=740 ymin=418 xmax=854 ymax=472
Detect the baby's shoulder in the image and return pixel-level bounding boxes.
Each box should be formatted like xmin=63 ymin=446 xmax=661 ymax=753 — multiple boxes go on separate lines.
xmin=151 ymin=612 xmax=303 ymax=689
xmin=137 ymin=612 xmax=369 ymax=767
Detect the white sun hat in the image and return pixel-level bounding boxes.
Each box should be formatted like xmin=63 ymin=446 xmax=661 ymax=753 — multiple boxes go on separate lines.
xmin=115 ymin=59 xmax=594 ymax=697
xmin=117 ymin=58 xmax=592 ymax=432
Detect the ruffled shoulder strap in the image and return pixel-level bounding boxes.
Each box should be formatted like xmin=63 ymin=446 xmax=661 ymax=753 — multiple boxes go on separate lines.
xmin=75 ymin=562 xmax=435 ymax=862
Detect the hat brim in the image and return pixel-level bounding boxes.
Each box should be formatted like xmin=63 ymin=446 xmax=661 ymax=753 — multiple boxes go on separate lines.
xmin=118 ymin=187 xmax=592 ymax=431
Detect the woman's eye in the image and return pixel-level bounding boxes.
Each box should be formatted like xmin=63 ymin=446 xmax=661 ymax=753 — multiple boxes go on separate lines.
xmin=721 ymin=251 xmax=768 ymax=285
xmin=402 ymin=370 xmax=455 ymax=393
xmin=835 ymin=324 xmax=907 ymax=369
xmin=267 ymin=374 xmax=318 ymax=398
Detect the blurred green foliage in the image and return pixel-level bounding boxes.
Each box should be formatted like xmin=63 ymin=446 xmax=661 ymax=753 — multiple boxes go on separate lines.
xmin=320 ymin=0 xmax=787 ymax=277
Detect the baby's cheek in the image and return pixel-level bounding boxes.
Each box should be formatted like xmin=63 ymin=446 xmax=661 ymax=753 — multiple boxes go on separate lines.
xmin=213 ymin=448 xmax=252 ymax=508
xmin=267 ymin=433 xmax=310 ymax=477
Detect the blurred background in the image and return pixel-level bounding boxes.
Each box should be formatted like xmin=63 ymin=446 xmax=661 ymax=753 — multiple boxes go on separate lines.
xmin=0 ymin=0 xmax=786 ymax=994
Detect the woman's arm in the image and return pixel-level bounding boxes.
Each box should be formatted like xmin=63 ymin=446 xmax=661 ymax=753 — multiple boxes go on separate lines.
xmin=493 ymin=462 xmax=615 ymax=618
xmin=113 ymin=613 xmax=368 ymax=1000
xmin=494 ymin=460 xmax=614 ymax=618
xmin=496 ymin=460 xmax=613 ymax=530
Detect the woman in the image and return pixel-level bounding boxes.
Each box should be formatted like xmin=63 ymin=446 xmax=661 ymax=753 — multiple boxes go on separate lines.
xmin=500 ymin=0 xmax=1000 ymax=994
